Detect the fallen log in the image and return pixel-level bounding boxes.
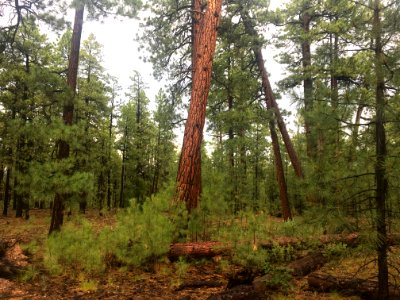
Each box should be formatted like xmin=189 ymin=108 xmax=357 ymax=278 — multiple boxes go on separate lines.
xmin=260 ymin=233 xmax=360 ymax=249
xmin=168 ymin=232 xmax=399 ymax=261
xmin=287 ymin=251 xmax=327 ymax=277
xmin=207 ymin=284 xmax=265 ymax=300
xmin=307 ymin=272 xmax=400 ymax=298
xmin=168 ymin=242 xmax=229 ymax=261
xmin=175 ymin=279 xmax=225 ymax=291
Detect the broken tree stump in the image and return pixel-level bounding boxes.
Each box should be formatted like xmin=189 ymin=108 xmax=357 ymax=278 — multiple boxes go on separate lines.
xmin=307 ymin=272 xmax=400 ymax=298
xmin=168 ymin=242 xmax=229 ymax=261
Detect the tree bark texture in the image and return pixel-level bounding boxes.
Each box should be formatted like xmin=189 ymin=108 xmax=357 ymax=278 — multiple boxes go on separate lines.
xmin=373 ymin=1 xmax=389 ymax=298
xmin=168 ymin=241 xmax=228 ymax=260
xmin=49 ymin=4 xmax=84 ymax=234
xmin=176 ymin=0 xmax=222 ymax=212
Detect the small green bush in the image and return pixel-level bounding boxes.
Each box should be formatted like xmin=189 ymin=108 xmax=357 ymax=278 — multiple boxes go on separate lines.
xmin=44 ymin=218 xmax=105 ymax=275
xmin=101 ymin=196 xmax=175 ymax=267
xmin=263 ymin=263 xmax=292 ymax=292
xmin=324 ymin=242 xmax=349 ymax=259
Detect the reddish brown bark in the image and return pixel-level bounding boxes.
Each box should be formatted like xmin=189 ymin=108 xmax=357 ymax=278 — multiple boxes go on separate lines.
xmin=268 ymin=117 xmax=292 ymax=221
xmin=168 ymin=241 xmax=227 ymax=260
xmin=240 ymin=11 xmax=296 ymax=220
xmin=49 ymin=3 xmax=84 ymax=234
xmin=176 ymin=0 xmax=222 ymax=212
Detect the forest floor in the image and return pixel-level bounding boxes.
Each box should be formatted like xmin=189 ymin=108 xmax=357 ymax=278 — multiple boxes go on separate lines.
xmin=0 ymin=209 xmax=396 ymax=299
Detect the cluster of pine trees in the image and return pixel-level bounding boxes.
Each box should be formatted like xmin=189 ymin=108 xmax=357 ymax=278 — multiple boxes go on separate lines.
xmin=0 ymin=0 xmax=175 ymax=222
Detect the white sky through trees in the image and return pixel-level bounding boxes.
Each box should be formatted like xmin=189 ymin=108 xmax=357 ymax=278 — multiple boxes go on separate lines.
xmin=82 ymin=0 xmax=289 ymax=106
xmin=78 ymin=0 xmax=294 ymax=147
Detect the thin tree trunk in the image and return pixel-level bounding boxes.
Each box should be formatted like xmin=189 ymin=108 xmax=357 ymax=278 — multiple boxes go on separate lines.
xmin=301 ymin=7 xmax=315 ymax=159
xmin=373 ymin=0 xmax=389 ymax=298
xmin=257 ymin=52 xmax=304 ymax=179
xmin=151 ymin=130 xmax=161 ymax=194
xmin=3 ymin=167 xmax=11 ymax=216
xmin=252 ymin=49 xmax=292 ymax=220
xmin=119 ymin=142 xmax=126 ymax=208
xmin=240 ymin=11 xmax=304 ymax=179
xmin=107 ymin=95 xmax=115 ymax=209
xmin=348 ymin=104 xmax=364 ymax=162
xmin=0 ymin=165 xmax=3 ymax=203
xmin=176 ymin=0 xmax=222 ymax=212
xmin=49 ymin=3 xmax=84 ymax=234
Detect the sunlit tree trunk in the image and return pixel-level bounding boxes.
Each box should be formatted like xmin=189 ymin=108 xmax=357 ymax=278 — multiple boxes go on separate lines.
xmin=49 ymin=3 xmax=84 ymax=234
xmin=373 ymin=0 xmax=389 ymax=298
xmin=176 ymin=0 xmax=222 ymax=212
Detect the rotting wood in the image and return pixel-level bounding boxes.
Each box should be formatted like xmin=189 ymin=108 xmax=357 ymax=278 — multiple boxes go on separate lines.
xmin=307 ymin=272 xmax=400 ymax=298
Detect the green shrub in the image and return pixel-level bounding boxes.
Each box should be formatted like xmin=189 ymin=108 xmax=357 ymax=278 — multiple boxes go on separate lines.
xmin=324 ymin=242 xmax=349 ymax=259
xmin=263 ymin=263 xmax=292 ymax=292
xmin=102 ymin=195 xmax=175 ymax=267
xmin=44 ymin=218 xmax=105 ymax=275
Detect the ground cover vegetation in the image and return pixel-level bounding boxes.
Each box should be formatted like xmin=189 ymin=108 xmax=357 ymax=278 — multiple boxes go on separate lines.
xmin=1 ymin=0 xmax=400 ymax=299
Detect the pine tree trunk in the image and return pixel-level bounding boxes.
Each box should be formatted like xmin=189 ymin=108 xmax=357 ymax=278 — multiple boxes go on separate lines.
xmin=119 ymin=124 xmax=128 ymax=208
xmin=301 ymin=7 xmax=315 ymax=159
xmin=15 ymin=136 xmax=25 ymax=218
xmin=253 ymin=50 xmax=291 ymax=220
xmin=151 ymin=130 xmax=161 ymax=194
xmin=373 ymin=0 xmax=389 ymax=298
xmin=107 ymin=97 xmax=114 ymax=209
xmin=256 ymin=51 xmax=304 ymax=179
xmin=3 ymin=167 xmax=11 ymax=216
xmin=240 ymin=10 xmax=304 ymax=179
xmin=49 ymin=3 xmax=84 ymax=234
xmin=176 ymin=0 xmax=222 ymax=212
xmin=119 ymin=155 xmax=126 ymax=208
xmin=0 ymin=165 xmax=3 ymax=203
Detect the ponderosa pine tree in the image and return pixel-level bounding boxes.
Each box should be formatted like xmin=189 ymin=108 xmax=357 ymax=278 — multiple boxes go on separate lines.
xmin=176 ymin=0 xmax=223 ymax=212
xmin=373 ymin=0 xmax=388 ymax=296
xmin=49 ymin=1 xmax=84 ymax=234
xmin=49 ymin=0 xmax=142 ymax=233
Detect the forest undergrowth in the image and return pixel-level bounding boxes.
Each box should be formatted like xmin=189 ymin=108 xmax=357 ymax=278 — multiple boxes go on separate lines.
xmin=1 ymin=197 xmax=399 ymax=299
